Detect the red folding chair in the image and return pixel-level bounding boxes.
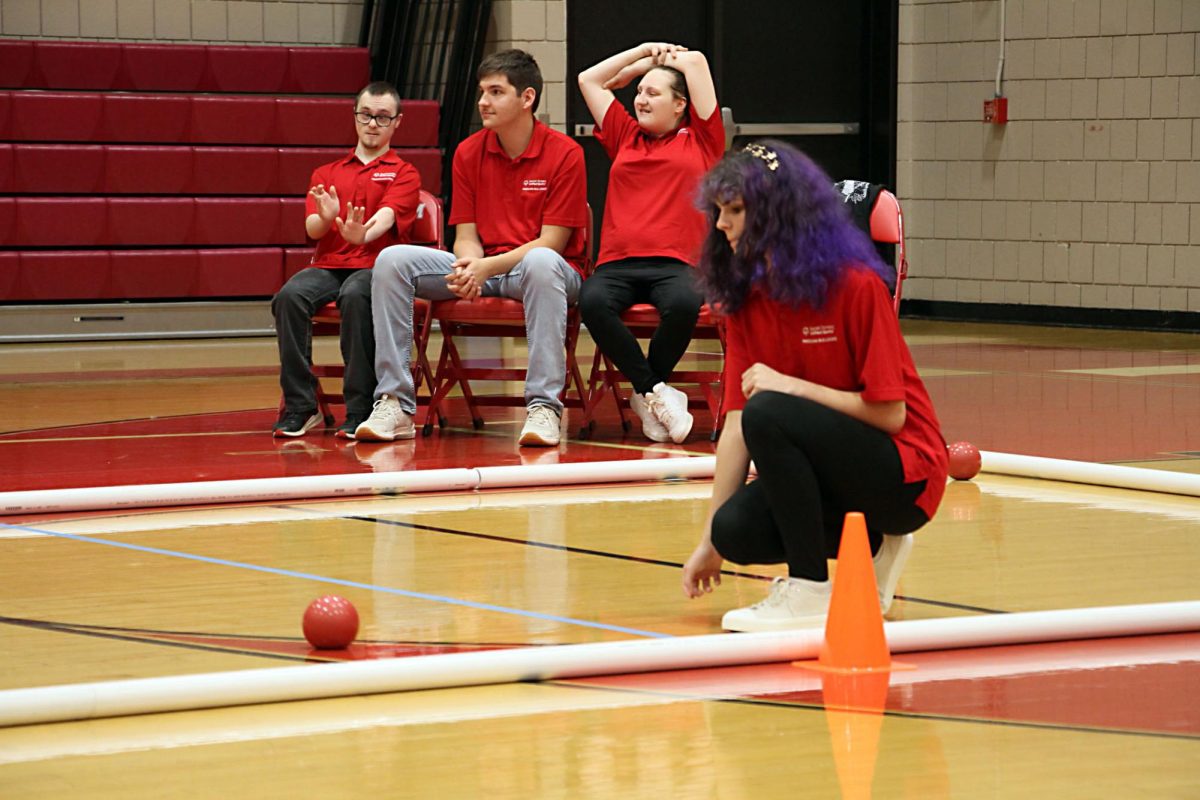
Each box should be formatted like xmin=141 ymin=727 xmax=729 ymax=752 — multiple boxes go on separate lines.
xmin=308 ymin=189 xmax=443 ymax=426
xmin=870 ymin=188 xmax=909 ymax=312
xmin=577 ymin=303 xmax=726 ymax=441
xmin=418 ymin=212 xmax=592 ymax=436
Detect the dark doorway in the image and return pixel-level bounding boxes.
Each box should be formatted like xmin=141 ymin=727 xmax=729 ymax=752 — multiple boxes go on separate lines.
xmin=566 ymin=0 xmax=898 ymax=256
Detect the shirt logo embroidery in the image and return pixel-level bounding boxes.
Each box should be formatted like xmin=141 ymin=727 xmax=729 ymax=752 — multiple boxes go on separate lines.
xmin=801 ymin=324 xmax=837 ymax=345
xmin=522 ymin=178 xmax=548 ymax=192
xmin=372 ymin=171 xmax=396 ymax=182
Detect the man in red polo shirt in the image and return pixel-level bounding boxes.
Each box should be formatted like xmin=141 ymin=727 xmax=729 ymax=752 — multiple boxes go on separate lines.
xmin=272 ymin=81 xmax=421 ymax=438
xmin=357 ymin=50 xmax=588 ymax=446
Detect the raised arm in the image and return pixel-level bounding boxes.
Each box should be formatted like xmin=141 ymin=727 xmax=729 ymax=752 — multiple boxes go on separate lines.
xmin=577 ymin=42 xmax=686 ymax=126
xmin=657 ymin=49 xmax=718 ymax=122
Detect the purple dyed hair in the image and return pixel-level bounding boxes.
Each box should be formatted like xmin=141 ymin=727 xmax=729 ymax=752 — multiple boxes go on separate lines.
xmin=696 ymin=139 xmax=893 ymax=313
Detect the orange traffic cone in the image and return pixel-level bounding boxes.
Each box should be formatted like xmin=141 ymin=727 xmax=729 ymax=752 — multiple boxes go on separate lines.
xmin=820 ymin=512 xmax=892 ymax=671
xmin=798 ymin=512 xmax=914 ymax=674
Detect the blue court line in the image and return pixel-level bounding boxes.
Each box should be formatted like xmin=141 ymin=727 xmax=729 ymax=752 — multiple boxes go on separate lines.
xmin=3 ymin=523 xmax=670 ymax=640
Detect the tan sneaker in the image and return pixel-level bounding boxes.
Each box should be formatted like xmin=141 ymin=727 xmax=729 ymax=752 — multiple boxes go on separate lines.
xmin=518 ymin=405 xmax=561 ymax=447
xmin=874 ymin=533 xmax=913 ymax=614
xmin=646 ymin=382 xmax=694 ymax=443
xmin=630 ymin=392 xmax=670 ymax=442
xmin=354 ymin=394 xmax=415 ymax=442
xmin=721 ymin=577 xmax=832 ymax=632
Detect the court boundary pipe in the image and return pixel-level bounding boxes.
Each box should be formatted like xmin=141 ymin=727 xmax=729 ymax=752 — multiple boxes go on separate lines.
xmin=980 ymin=451 xmax=1200 ymax=497
xmin=1 ymin=601 xmax=1197 ymax=727
xmin=0 ymin=457 xmax=718 ymax=516
xmin=3 ymin=450 xmax=1199 ymax=516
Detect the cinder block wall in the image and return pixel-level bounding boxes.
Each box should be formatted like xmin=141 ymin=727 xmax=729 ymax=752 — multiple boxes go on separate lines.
xmin=898 ymin=0 xmax=1200 ymax=313
xmin=483 ymin=0 xmax=568 ymax=131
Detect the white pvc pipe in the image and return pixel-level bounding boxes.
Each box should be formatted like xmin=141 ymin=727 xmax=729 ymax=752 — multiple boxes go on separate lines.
xmin=2 ymin=600 xmax=1196 ymax=728
xmin=475 ymin=457 xmax=716 ymax=489
xmin=981 ymin=451 xmax=1200 ymax=498
xmin=6 ymin=450 xmax=1193 ymax=516
xmin=0 ymin=468 xmax=480 ymax=516
xmin=0 ymin=457 xmax=717 ymax=517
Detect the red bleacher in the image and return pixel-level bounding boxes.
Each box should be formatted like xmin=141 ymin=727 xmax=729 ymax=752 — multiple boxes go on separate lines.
xmin=1 ymin=40 xmax=441 ymax=304
xmin=0 ymin=41 xmax=371 ymax=94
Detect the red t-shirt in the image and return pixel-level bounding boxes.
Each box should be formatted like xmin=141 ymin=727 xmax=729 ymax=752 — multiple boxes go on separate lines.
xmin=448 ymin=121 xmax=589 ymax=275
xmin=594 ymin=100 xmax=725 ymax=267
xmin=721 ymin=266 xmax=948 ymax=519
xmin=305 ymin=149 xmax=421 ymax=269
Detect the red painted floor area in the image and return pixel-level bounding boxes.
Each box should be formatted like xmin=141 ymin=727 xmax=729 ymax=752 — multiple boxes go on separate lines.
xmin=0 ymin=403 xmax=711 ymax=493
xmin=575 ymin=632 xmax=1200 ymax=737
xmin=2 ymin=332 xmax=1198 ymax=493
xmin=921 ymin=341 xmax=1200 ymax=462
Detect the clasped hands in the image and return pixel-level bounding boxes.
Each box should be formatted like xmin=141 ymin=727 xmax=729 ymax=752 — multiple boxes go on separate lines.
xmin=445 ymin=257 xmax=490 ymax=300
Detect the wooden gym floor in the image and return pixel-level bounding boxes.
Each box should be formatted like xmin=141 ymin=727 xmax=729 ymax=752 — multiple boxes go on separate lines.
xmin=0 ymin=320 xmax=1198 ymax=798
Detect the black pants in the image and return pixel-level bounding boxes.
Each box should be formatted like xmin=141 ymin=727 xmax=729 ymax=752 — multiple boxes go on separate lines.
xmin=272 ymin=267 xmax=376 ymax=416
xmin=711 ymin=392 xmax=930 ymax=581
xmin=578 ymin=258 xmax=703 ymax=395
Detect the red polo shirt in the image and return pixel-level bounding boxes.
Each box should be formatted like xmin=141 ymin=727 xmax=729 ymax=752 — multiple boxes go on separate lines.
xmin=305 ymin=149 xmax=421 ymax=269
xmin=722 ymin=266 xmax=948 ymax=519
xmin=448 ymin=121 xmax=588 ymax=274
xmin=594 ymin=100 xmax=725 ymax=267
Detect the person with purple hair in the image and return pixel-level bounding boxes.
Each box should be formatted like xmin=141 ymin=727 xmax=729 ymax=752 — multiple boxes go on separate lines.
xmin=681 ymin=141 xmax=948 ymax=631
xmin=577 ymin=43 xmax=724 ymax=443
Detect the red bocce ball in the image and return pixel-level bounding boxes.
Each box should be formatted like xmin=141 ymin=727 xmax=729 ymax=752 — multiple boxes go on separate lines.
xmin=302 ymin=595 xmax=360 ymax=649
xmin=947 ymin=441 xmax=982 ymax=481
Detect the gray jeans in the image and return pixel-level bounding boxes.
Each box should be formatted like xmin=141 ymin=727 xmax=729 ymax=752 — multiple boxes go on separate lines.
xmin=371 ymin=245 xmax=582 ymax=414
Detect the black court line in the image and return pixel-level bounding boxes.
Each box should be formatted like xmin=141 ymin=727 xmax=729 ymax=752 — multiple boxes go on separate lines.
xmin=0 ymin=615 xmax=307 ymax=663
xmin=0 ymin=615 xmax=545 ymax=664
xmin=333 ymin=511 xmax=1009 ymax=616
xmin=545 ymin=679 xmax=1200 ymax=742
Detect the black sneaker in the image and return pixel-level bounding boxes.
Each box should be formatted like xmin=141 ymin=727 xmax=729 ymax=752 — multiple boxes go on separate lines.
xmin=273 ymin=409 xmax=321 ymax=438
xmin=335 ymin=411 xmax=371 ymax=439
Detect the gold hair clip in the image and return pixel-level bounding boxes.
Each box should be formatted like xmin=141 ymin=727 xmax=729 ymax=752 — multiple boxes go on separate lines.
xmin=742 ymin=143 xmax=779 ymax=171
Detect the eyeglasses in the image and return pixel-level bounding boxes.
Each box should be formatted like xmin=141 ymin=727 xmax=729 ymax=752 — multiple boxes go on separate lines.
xmin=354 ymin=111 xmax=398 ymax=127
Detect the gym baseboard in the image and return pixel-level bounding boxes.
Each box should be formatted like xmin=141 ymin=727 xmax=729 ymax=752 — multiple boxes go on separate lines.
xmin=900 ymin=300 xmax=1200 ymax=333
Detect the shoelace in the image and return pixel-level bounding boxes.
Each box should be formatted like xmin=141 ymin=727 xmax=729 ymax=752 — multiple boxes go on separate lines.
xmin=645 ymin=394 xmax=680 ymax=427
xmin=528 ymin=406 xmax=557 ymax=427
xmin=370 ymin=396 xmax=400 ymax=423
xmin=750 ymin=577 xmax=791 ymax=609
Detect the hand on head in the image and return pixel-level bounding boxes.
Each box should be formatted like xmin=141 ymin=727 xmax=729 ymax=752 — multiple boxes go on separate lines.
xmin=601 ymin=43 xmax=688 ymax=91
xmin=646 ymin=42 xmax=687 ymax=61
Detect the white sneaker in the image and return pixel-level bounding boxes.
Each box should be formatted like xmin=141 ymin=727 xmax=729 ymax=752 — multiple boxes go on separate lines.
xmin=721 ymin=576 xmax=832 ymax=632
xmin=874 ymin=533 xmax=913 ymax=614
xmin=646 ymin=382 xmax=693 ymax=443
xmin=518 ymin=405 xmax=561 ymax=447
xmin=353 ymin=394 xmax=415 ymax=442
xmin=630 ymin=392 xmax=670 ymax=442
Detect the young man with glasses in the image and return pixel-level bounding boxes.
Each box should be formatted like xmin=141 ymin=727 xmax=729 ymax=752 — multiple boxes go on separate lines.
xmin=356 ymin=50 xmax=588 ymax=446
xmin=272 ymin=81 xmax=422 ymax=438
